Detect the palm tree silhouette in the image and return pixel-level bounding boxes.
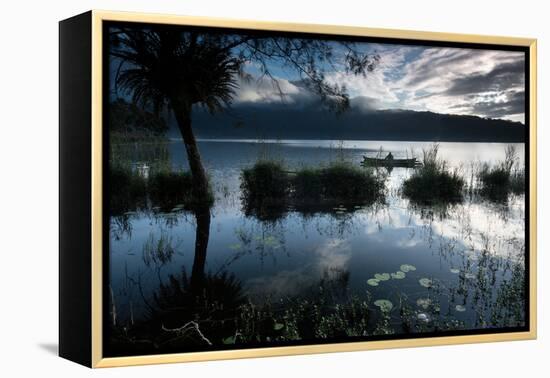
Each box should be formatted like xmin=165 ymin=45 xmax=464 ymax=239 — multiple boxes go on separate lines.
xmin=109 ymin=25 xmax=379 ymax=202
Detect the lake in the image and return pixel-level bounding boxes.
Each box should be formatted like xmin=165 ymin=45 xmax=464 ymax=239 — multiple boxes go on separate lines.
xmin=107 ymin=139 xmax=526 ymax=353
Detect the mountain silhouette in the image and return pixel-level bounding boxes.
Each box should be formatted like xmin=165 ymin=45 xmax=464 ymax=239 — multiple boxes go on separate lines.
xmin=185 ymin=103 xmax=525 ymax=142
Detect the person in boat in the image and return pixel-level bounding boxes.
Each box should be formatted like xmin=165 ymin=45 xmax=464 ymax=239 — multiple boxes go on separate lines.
xmin=385 ymin=152 xmax=394 ymax=161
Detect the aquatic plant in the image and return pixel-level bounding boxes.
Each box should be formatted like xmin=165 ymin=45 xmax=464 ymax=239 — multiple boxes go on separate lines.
xmin=400 ymin=264 xmax=416 ymax=273
xmin=419 ymin=278 xmax=433 ymax=288
xmin=148 ymin=169 xmax=211 ymax=210
xmin=416 ymin=298 xmax=432 ymax=309
xmin=455 ymin=304 xmax=466 ymax=312
xmin=241 ymin=160 xmax=386 ymax=219
xmin=308 ymin=162 xmax=386 ymax=204
xmin=478 ymin=145 xmax=525 ymax=201
xmin=240 ymin=160 xmax=290 ymax=220
xmin=374 ymin=299 xmax=393 ymax=312
xmin=402 ymin=144 xmax=464 ymax=205
xmin=109 ymin=163 xmax=148 ymax=215
xmin=142 ymin=231 xmax=176 ymax=267
xmin=374 ymin=273 xmax=391 ymax=281
xmin=367 ymin=279 xmax=380 ymax=286
xmin=109 ymin=161 xmax=214 ymax=215
xmin=391 ymin=271 xmax=406 ymax=279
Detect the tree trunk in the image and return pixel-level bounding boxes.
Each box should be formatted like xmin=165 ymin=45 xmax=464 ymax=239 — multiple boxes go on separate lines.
xmin=190 ymin=207 xmax=211 ymax=291
xmin=170 ymin=98 xmax=211 ymax=291
xmin=170 ymin=99 xmax=210 ymax=205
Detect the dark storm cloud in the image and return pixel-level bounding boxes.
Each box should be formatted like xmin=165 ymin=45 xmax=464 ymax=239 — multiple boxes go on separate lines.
xmin=444 ymin=60 xmax=525 ymax=96
xmin=455 ymin=90 xmax=525 ymax=118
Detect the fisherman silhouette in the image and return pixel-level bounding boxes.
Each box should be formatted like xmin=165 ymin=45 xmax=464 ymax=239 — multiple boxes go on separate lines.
xmin=385 ymin=152 xmax=394 ymax=160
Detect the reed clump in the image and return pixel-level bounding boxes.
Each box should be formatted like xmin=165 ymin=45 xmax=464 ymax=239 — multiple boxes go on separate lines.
xmin=240 ymin=160 xmax=386 ymax=218
xmin=109 ymin=163 xmax=213 ymax=214
xmin=403 ymin=144 xmax=464 ymax=204
xmin=478 ymin=145 xmax=524 ymax=200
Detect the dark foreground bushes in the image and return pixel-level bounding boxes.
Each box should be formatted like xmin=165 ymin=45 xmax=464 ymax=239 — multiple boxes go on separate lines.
xmin=402 ymin=145 xmax=464 ymax=205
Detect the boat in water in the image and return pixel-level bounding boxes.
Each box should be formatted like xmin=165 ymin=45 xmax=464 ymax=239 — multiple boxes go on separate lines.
xmin=361 ymin=156 xmax=421 ymax=168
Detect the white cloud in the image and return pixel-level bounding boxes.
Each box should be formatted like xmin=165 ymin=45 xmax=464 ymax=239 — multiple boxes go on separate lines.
xmin=235 ymin=76 xmax=302 ymax=104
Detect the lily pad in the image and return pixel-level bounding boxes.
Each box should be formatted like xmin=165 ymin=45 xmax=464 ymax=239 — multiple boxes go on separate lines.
xmin=222 ymin=336 xmax=236 ymax=344
xmin=263 ymin=236 xmax=281 ymax=248
xmin=419 ymin=278 xmax=433 ymax=288
xmin=465 ymin=273 xmax=476 ymax=279
xmin=367 ymin=278 xmax=380 ymax=286
xmin=374 ymin=299 xmax=393 ymax=312
xmin=274 ymin=323 xmax=284 ymax=331
xmin=374 ymin=273 xmax=391 ymax=281
xmin=416 ymin=298 xmax=432 ymax=309
xmin=391 ymin=271 xmax=406 ymax=279
xmin=450 ymin=268 xmax=460 ymax=274
xmin=455 ymin=304 xmax=467 ymax=312
xmin=417 ymin=313 xmax=430 ymax=323
xmin=400 ymin=264 xmax=417 ymax=273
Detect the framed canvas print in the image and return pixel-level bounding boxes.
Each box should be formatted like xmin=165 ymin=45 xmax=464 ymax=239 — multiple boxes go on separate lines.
xmin=59 ymin=10 xmax=537 ymax=368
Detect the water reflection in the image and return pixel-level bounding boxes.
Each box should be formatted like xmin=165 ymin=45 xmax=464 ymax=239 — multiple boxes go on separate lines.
xmin=107 ymin=140 xmax=526 ymax=355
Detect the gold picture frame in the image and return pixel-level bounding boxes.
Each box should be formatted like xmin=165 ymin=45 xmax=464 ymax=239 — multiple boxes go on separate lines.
xmin=59 ymin=10 xmax=537 ymax=368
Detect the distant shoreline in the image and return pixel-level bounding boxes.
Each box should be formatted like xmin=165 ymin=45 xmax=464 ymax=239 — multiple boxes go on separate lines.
xmin=182 ymin=138 xmax=526 ymax=145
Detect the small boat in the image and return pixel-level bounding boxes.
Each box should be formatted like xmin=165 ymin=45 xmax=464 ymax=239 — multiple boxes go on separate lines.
xmin=361 ymin=156 xmax=421 ymax=168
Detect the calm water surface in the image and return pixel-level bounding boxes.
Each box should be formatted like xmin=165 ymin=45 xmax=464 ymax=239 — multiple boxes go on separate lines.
xmin=109 ymin=140 xmax=525 ymax=333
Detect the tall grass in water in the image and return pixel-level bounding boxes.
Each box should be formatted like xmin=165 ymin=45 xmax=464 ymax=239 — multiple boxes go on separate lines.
xmin=148 ymin=164 xmax=214 ymax=210
xmin=109 ymin=163 xmax=148 ymax=215
xmin=109 ymin=163 xmax=213 ymax=215
xmin=478 ymin=145 xmax=524 ymax=201
xmin=240 ymin=161 xmax=290 ymax=220
xmin=294 ymin=162 xmax=385 ymax=205
xmin=241 ymin=160 xmax=385 ymax=219
xmin=403 ymin=144 xmax=464 ymax=204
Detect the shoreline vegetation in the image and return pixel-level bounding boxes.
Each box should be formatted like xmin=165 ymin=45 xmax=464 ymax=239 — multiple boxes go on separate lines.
xmin=109 ymin=140 xmax=526 ymax=218
xmin=109 ymin=162 xmax=214 ymax=215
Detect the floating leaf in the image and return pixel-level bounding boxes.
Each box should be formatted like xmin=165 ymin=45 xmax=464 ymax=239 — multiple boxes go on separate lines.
xmin=222 ymin=336 xmax=236 ymax=344
xmin=419 ymin=278 xmax=432 ymax=288
xmin=374 ymin=299 xmax=393 ymax=312
xmin=417 ymin=313 xmax=430 ymax=323
xmin=367 ymin=278 xmax=380 ymax=286
xmin=375 ymin=273 xmax=391 ymax=281
xmin=455 ymin=304 xmax=466 ymax=312
xmin=263 ymin=236 xmax=281 ymax=249
xmin=274 ymin=323 xmax=284 ymax=331
xmin=416 ymin=298 xmax=432 ymax=309
xmin=450 ymin=268 xmax=460 ymax=274
xmin=391 ymin=271 xmax=406 ymax=279
xmin=465 ymin=273 xmax=476 ymax=279
xmin=400 ymin=264 xmax=417 ymax=273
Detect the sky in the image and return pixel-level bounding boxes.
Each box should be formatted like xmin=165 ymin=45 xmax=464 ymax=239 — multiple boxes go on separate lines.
xmin=233 ymin=42 xmax=526 ymax=124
